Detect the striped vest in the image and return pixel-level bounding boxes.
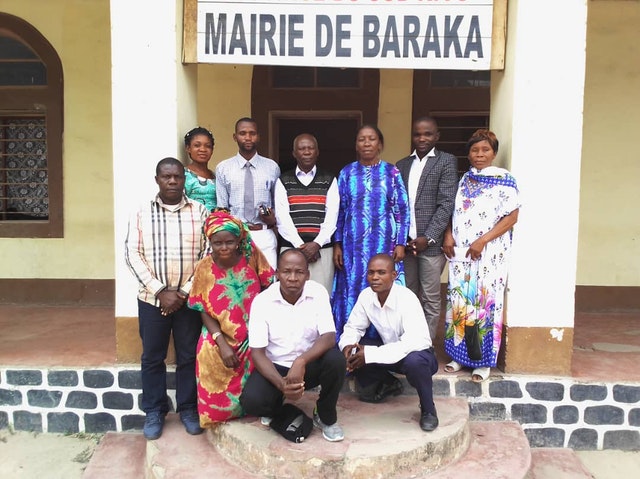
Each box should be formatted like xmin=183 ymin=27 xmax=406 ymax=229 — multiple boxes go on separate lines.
xmin=279 ymin=169 xmax=335 ymax=247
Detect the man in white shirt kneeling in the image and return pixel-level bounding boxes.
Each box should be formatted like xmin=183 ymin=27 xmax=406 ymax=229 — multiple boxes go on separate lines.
xmin=338 ymin=253 xmax=439 ymax=432
xmin=240 ymin=249 xmax=346 ymax=442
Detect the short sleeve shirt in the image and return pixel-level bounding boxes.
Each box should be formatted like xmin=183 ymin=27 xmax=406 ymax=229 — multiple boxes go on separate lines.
xmin=249 ymin=280 xmax=336 ymax=368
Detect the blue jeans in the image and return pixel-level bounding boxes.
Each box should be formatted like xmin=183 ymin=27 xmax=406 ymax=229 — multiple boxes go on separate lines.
xmin=138 ymin=300 xmax=201 ymax=414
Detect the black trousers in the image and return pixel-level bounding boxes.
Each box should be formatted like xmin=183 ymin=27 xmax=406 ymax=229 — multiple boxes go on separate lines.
xmin=240 ymin=347 xmax=346 ymax=425
xmin=353 ymin=338 xmax=439 ymax=415
xmin=138 ymin=300 xmax=201 ymax=414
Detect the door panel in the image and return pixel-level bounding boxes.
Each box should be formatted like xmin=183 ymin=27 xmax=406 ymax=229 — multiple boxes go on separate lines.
xmin=252 ymin=66 xmax=379 ymax=163
xmin=276 ymin=117 xmax=360 ymax=178
xmin=412 ymin=70 xmax=490 ymax=176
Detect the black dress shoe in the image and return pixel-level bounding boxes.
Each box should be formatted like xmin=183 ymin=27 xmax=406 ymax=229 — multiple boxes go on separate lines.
xmin=359 ymin=379 xmax=404 ymax=403
xmin=420 ymin=410 xmax=439 ymax=432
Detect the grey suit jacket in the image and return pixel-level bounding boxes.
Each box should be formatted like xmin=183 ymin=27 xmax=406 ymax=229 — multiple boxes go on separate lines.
xmin=396 ymin=149 xmax=458 ymax=255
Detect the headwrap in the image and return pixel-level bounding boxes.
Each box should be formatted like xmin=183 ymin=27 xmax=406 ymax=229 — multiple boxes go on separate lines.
xmin=204 ymin=208 xmax=254 ymax=260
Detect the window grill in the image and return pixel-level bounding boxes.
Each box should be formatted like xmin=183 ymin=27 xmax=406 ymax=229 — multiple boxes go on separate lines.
xmin=0 ymin=117 xmax=49 ymax=220
xmin=0 ymin=13 xmax=63 ymax=237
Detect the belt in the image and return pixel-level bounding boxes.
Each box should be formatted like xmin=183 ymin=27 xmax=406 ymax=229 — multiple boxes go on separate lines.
xmin=246 ymin=223 xmax=274 ymax=231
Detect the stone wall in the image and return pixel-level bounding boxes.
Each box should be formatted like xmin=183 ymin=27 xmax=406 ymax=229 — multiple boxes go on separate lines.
xmin=0 ymin=367 xmax=156 ymax=434
xmin=432 ymin=377 xmax=640 ymax=451
xmin=1 ymin=366 xmax=638 ymax=450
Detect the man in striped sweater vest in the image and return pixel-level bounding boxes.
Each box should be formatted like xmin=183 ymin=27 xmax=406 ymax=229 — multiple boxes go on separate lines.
xmin=274 ymin=134 xmax=339 ymax=293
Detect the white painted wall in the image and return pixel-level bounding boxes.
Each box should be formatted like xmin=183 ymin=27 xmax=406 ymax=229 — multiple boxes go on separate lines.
xmin=111 ymin=0 xmax=196 ymax=317
xmin=492 ymin=0 xmax=588 ymax=328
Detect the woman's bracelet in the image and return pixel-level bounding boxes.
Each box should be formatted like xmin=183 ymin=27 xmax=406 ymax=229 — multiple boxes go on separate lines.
xmin=211 ymin=331 xmax=222 ymax=342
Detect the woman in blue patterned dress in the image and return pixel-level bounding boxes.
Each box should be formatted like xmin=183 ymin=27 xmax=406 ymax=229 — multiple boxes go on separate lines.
xmin=184 ymin=126 xmax=216 ymax=211
xmin=442 ymin=130 xmax=520 ymax=382
xmin=331 ymin=125 xmax=410 ymax=342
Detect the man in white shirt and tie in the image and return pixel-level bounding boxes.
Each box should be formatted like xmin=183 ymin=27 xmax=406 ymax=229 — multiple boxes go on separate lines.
xmin=216 ymin=117 xmax=280 ymax=268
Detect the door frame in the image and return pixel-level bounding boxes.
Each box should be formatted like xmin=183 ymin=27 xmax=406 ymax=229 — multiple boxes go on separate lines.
xmin=267 ymin=110 xmax=363 ymax=161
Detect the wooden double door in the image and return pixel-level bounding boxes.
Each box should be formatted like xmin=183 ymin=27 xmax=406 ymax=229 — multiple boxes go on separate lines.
xmin=252 ymin=66 xmax=490 ymax=177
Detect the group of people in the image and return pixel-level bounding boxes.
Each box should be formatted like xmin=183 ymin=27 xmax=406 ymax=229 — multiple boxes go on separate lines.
xmin=124 ymin=115 xmax=520 ymax=443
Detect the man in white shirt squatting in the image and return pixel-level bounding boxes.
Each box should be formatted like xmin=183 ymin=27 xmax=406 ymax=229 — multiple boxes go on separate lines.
xmin=338 ymin=253 xmax=439 ymax=432
xmin=240 ymin=249 xmax=347 ymax=442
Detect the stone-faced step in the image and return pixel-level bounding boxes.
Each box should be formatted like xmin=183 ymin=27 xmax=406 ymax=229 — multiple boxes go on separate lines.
xmin=83 ymin=432 xmax=147 ymax=479
xmin=424 ymin=421 xmax=531 ymax=479
xmin=146 ymin=414 xmax=262 ymax=479
xmin=209 ymin=394 xmax=470 ymax=479
xmin=527 ymin=448 xmax=592 ymax=479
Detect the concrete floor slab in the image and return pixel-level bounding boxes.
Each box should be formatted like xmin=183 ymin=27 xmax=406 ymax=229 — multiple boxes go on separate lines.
xmin=528 ymin=448 xmax=592 ymax=478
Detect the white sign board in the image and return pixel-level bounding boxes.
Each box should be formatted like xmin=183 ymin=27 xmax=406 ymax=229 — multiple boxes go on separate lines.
xmin=196 ymin=0 xmax=494 ymax=70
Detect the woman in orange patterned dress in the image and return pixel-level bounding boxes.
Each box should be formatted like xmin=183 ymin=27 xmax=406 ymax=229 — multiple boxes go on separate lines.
xmin=188 ymin=209 xmax=275 ymax=426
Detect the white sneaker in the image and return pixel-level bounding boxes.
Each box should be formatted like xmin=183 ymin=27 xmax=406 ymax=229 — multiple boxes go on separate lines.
xmin=260 ymin=416 xmax=272 ymax=426
xmin=313 ymin=409 xmax=344 ymax=442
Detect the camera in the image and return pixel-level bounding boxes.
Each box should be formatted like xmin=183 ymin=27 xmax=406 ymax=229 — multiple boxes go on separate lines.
xmin=259 ymin=204 xmax=271 ymax=217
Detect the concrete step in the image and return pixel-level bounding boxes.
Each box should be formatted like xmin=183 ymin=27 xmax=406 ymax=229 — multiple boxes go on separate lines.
xmin=210 ymin=393 xmax=470 ymax=479
xmin=421 ymin=420 xmax=531 ymax=479
xmin=145 ymin=414 xmax=262 ymax=479
xmin=84 ymin=397 xmax=536 ymax=479
xmin=527 ymin=448 xmax=593 ymax=479
xmin=82 ymin=414 xmax=262 ymax=479
xmin=82 ymin=432 xmax=147 ymax=479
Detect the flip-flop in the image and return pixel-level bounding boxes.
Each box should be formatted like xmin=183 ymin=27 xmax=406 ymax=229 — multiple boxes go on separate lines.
xmin=471 ymin=367 xmax=490 ymax=382
xmin=444 ymin=361 xmax=462 ymax=373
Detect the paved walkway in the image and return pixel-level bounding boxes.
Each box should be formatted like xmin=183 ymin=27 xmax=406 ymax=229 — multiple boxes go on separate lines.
xmin=1 ymin=430 xmax=639 ymax=479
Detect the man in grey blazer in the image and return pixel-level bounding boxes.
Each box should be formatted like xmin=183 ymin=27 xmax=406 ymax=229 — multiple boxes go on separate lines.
xmin=396 ymin=117 xmax=458 ymax=341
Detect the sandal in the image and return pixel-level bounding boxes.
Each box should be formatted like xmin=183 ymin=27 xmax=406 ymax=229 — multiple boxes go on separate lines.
xmin=444 ymin=361 xmax=462 ymax=373
xmin=471 ymin=367 xmax=490 ymax=382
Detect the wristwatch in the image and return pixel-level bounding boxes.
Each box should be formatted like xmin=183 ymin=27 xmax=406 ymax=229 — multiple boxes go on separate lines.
xmin=427 ymin=237 xmax=437 ymax=246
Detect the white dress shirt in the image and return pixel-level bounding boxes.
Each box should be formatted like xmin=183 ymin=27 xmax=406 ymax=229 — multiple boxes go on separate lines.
xmin=407 ymin=147 xmax=436 ymax=239
xmin=215 ymin=153 xmax=280 ymax=223
xmin=249 ymin=280 xmax=336 ymax=368
xmin=274 ymin=166 xmax=340 ymax=248
xmin=338 ymin=284 xmax=432 ymax=365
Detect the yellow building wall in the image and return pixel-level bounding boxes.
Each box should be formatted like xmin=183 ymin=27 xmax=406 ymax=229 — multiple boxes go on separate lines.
xmin=0 ymin=0 xmax=114 ymax=279
xmin=578 ymin=2 xmax=640 ymax=286
xmin=197 ymin=64 xmax=254 ymax=169
xmin=378 ymin=70 xmax=413 ymax=163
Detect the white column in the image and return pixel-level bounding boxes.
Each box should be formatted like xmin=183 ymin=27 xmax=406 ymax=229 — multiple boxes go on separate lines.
xmin=492 ymin=0 xmax=588 ymax=330
xmin=111 ymin=0 xmax=196 ymax=317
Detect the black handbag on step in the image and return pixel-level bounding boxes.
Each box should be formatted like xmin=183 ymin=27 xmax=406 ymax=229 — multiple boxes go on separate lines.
xmin=269 ymin=403 xmax=313 ymax=443
xmin=464 ymin=260 xmax=483 ymax=361
xmin=465 ymin=321 xmax=483 ymax=361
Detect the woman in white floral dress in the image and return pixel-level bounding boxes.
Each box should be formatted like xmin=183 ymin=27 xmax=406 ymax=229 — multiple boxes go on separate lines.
xmin=441 ymin=130 xmax=520 ymax=382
